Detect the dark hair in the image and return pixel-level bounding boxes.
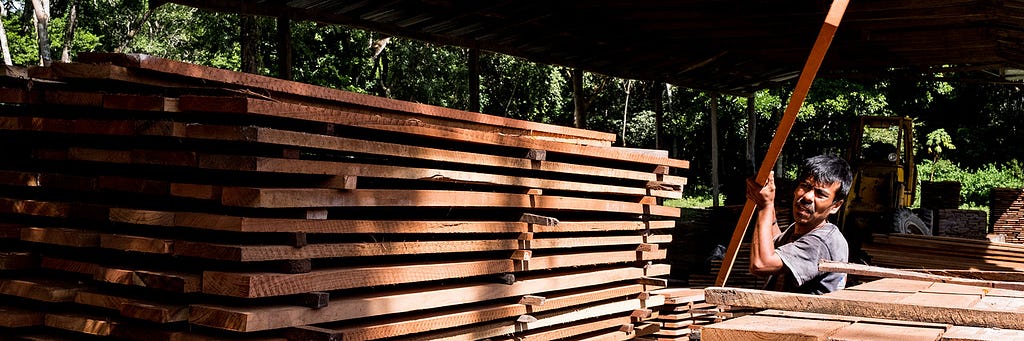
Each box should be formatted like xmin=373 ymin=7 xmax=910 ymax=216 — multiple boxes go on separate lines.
xmin=797 ymin=154 xmax=853 ymax=202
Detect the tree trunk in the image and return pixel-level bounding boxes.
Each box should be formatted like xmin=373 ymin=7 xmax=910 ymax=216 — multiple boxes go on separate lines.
xmin=61 ymin=0 xmax=78 ymax=62
xmin=276 ymin=16 xmax=292 ymax=80
xmin=745 ymin=95 xmax=757 ymax=173
xmin=468 ymin=48 xmax=480 ymax=112
xmin=0 ymin=5 xmax=12 ymax=65
xmin=654 ymin=82 xmax=664 ymax=149
xmin=711 ymin=93 xmax=720 ymax=207
xmin=240 ymin=14 xmax=259 ymax=73
xmin=621 ymin=80 xmax=633 ymax=147
xmin=115 ymin=8 xmax=154 ymax=53
xmin=31 ymin=0 xmax=52 ymax=66
xmin=572 ymin=68 xmax=585 ymax=129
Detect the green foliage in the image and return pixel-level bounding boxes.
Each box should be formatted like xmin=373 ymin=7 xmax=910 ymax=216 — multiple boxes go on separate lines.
xmin=916 ymin=159 xmax=1024 ymax=208
xmin=925 ymin=128 xmax=955 ymax=158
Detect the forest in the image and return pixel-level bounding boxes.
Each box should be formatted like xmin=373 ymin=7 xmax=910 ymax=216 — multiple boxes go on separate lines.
xmin=3 ymin=0 xmax=1023 ymax=209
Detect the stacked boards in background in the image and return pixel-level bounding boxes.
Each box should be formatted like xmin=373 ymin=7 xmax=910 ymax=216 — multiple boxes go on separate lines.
xmin=0 ymin=54 xmax=688 ymax=340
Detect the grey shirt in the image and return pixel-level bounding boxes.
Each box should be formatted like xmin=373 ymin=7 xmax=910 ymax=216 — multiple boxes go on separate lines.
xmin=767 ymin=222 xmax=849 ymax=295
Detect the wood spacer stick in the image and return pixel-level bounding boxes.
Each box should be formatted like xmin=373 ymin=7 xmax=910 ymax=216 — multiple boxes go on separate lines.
xmin=715 ymin=0 xmax=850 ymax=287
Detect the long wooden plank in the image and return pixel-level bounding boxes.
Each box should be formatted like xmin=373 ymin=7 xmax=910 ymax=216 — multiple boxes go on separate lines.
xmin=175 ymin=95 xmax=687 ymax=169
xmin=74 ymin=52 xmax=618 ymax=143
xmin=185 ymin=123 xmax=687 ymax=184
xmin=200 ymin=154 xmax=681 ymax=199
xmin=109 ymin=207 xmax=675 ymax=233
xmin=304 ymin=284 xmax=645 ymax=340
xmin=716 ymin=0 xmax=849 ymax=286
xmin=218 ymin=187 xmax=681 ymax=217
xmin=819 ymin=260 xmax=1024 ymax=291
xmin=174 ymin=235 xmax=671 ymax=261
xmin=405 ymin=298 xmax=654 ymax=341
xmin=40 ymin=257 xmax=201 ymax=293
xmin=704 ymin=286 xmax=1024 ymax=329
xmin=190 ymin=264 xmax=671 ymax=332
xmin=0 ymin=305 xmax=44 ymax=328
xmin=203 ymin=249 xmax=667 ymax=298
xmin=74 ymin=290 xmax=188 ymax=323
xmin=0 ymin=278 xmax=82 ymax=302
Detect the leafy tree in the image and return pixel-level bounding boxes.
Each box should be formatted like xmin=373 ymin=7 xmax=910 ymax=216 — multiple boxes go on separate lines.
xmin=925 ymin=128 xmax=956 ymax=181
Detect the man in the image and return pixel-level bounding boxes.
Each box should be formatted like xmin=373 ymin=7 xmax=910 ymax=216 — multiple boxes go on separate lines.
xmin=746 ymin=154 xmax=852 ymax=294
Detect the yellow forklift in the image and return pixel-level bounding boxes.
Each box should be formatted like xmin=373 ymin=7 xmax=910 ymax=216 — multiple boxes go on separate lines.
xmin=839 ymin=116 xmax=931 ymax=257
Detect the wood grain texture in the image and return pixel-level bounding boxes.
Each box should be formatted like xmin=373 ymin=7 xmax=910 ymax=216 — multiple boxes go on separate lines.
xmin=190 ymin=264 xmax=670 ymax=331
xmin=202 ymin=249 xmax=666 ymax=297
xmin=218 ymin=188 xmax=681 ymax=217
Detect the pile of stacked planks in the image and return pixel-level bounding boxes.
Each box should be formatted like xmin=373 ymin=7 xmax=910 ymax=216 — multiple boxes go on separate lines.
xmin=637 ymin=288 xmax=756 ymax=341
xmin=702 ymin=277 xmax=1024 ymax=340
xmin=0 ymin=54 xmax=687 ymax=340
xmin=992 ymin=187 xmax=1024 ymax=243
xmin=865 ymin=233 xmax=1024 ymax=271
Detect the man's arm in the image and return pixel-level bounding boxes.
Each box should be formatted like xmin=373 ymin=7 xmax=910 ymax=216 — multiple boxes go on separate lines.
xmin=747 ymin=172 xmax=785 ymax=276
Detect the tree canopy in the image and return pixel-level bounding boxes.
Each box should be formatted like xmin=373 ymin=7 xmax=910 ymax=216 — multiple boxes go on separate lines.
xmin=3 ymin=0 xmax=1022 ymax=203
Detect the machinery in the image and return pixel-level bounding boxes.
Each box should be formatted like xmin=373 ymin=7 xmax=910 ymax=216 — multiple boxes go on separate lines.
xmin=839 ymin=116 xmax=931 ymax=253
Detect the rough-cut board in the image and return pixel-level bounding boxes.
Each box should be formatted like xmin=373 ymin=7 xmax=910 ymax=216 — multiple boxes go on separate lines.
xmin=0 ymin=278 xmax=82 ymax=302
xmin=74 ymin=290 xmax=188 ymax=323
xmin=298 ymin=284 xmax=646 ymax=340
xmin=199 ymin=154 xmax=682 ymax=199
xmin=186 ymin=123 xmax=687 ymax=185
xmin=190 ymin=264 xmax=669 ymax=332
xmin=704 ymin=285 xmax=1024 ymax=330
xmin=173 ymin=235 xmax=671 ymax=261
xmin=109 ymin=207 xmax=676 ymax=233
xmin=392 ymin=296 xmax=663 ymax=341
xmin=203 ymin=249 xmax=667 ymax=298
xmin=0 ymin=305 xmax=45 ymax=328
xmin=40 ymin=257 xmax=201 ymax=293
xmin=174 ymin=96 xmax=687 ymax=169
xmin=73 ymin=52 xmax=617 ymax=143
xmin=218 ymin=187 xmax=681 ymax=217
xmin=701 ymin=309 xmax=948 ymax=341
xmin=819 ymin=260 xmax=1024 ymax=291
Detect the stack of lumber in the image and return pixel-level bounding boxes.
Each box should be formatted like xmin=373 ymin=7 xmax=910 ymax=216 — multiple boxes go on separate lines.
xmin=935 ymin=209 xmax=988 ymax=240
xmin=701 ymin=277 xmax=1024 ymax=340
xmin=992 ymin=187 xmax=1024 ymax=243
xmin=864 ymin=233 xmax=1024 ymax=271
xmin=0 ymin=54 xmax=688 ymax=340
xmin=636 ymin=288 xmax=756 ymax=341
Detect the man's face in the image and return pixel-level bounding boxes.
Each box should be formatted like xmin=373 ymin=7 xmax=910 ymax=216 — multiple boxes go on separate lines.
xmin=792 ymin=177 xmax=844 ymax=229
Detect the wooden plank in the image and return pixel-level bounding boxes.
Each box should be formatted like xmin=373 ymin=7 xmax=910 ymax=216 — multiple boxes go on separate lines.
xmin=704 ymin=286 xmax=1024 ymax=329
xmin=99 ymin=234 xmax=174 ymax=254
xmin=492 ymin=316 xmax=633 ymax=341
xmin=218 ymin=187 xmax=681 ymax=217
xmin=40 ymin=257 xmax=201 ymax=293
xmin=173 ymin=235 xmax=670 ymax=261
xmin=0 ymin=278 xmax=81 ymax=302
xmin=74 ymin=290 xmax=188 ymax=323
xmin=203 ymin=250 xmax=667 ymax=298
xmin=199 ymin=154 xmax=680 ymax=199
xmin=0 ymin=305 xmax=44 ymax=328
xmin=185 ymin=124 xmax=686 ymax=185
xmin=820 ymin=260 xmax=1024 ymax=291
xmin=75 ymin=52 xmax=618 ymax=143
xmin=0 ymin=251 xmax=39 ymax=270
xmin=716 ymin=0 xmax=849 ymax=286
xmin=44 ymin=313 xmax=113 ymax=336
xmin=702 ymin=314 xmax=851 ymax=340
xmin=400 ymin=297 xmax=662 ymax=341
xmin=176 ymin=96 xmax=687 ymax=169
xmin=942 ymin=326 xmax=1024 ymax=340
xmin=190 ymin=264 xmax=670 ymax=332
xmin=306 ymin=284 xmax=645 ymax=340
xmin=109 ymin=208 xmax=677 ymax=233
xmin=20 ymin=226 xmax=100 ymax=248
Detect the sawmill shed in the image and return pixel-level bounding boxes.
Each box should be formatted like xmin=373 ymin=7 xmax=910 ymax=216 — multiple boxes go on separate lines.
xmin=2 ymin=0 xmax=1024 ymax=340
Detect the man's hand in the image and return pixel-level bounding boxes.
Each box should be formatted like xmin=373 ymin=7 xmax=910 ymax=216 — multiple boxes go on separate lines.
xmin=746 ymin=170 xmax=776 ymax=209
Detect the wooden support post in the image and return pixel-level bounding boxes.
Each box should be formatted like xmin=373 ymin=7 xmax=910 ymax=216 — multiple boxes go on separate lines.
xmin=299 ymin=291 xmax=330 ymax=309
xmin=519 ymin=213 xmax=558 ymax=226
xmin=319 ymin=175 xmax=356 ymax=190
xmin=287 ymin=232 xmax=308 ymax=248
xmin=284 ymin=325 xmax=343 ymax=341
xmin=655 ymin=82 xmax=664 ymax=149
xmin=715 ymin=0 xmax=849 ymax=287
xmin=525 ymin=149 xmax=546 ymax=161
xmin=511 ymin=250 xmax=532 ymax=261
